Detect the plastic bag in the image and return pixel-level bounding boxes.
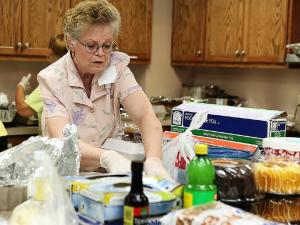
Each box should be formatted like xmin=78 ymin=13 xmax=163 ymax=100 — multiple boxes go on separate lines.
xmin=161 ymin=201 xmax=285 ymax=225
xmin=163 ymin=111 xmax=207 ymax=184
xmin=9 ymin=151 xmax=78 ymax=225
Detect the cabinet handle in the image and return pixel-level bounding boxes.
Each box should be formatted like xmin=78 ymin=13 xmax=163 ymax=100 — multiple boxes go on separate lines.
xmin=234 ymin=50 xmax=240 ymax=57
xmin=129 ymin=55 xmax=138 ymax=59
xmin=16 ymin=42 xmax=22 ymax=48
xmin=196 ymin=50 xmax=202 ymax=56
xmin=241 ymin=50 xmax=246 ymax=56
xmin=23 ymin=42 xmax=30 ymax=49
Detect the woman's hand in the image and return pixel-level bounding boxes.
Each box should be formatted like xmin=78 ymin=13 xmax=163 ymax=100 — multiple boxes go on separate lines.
xmin=100 ymin=150 xmax=131 ymax=173
xmin=144 ymin=157 xmax=173 ymax=180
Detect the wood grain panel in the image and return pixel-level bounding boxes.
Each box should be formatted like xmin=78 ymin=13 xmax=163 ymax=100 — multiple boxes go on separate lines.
xmin=71 ymin=0 xmax=152 ymax=62
xmin=21 ymin=0 xmax=70 ymax=56
xmin=0 ymin=0 xmax=21 ymax=55
xmin=110 ymin=0 xmax=152 ymax=60
xmin=244 ymin=0 xmax=289 ymax=63
xmin=172 ymin=0 xmax=206 ymax=63
xmin=205 ymin=0 xmax=244 ymax=62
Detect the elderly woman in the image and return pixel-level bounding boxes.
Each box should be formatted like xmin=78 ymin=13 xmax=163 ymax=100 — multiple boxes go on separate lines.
xmin=37 ymin=0 xmax=171 ymax=179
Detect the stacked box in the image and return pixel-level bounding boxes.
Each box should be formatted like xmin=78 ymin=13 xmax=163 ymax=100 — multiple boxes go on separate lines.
xmin=63 ymin=175 xmax=180 ymax=224
xmin=171 ymin=103 xmax=287 ymax=146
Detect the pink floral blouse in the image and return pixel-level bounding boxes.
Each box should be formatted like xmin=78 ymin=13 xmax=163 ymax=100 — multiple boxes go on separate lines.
xmin=38 ymin=51 xmax=142 ymax=146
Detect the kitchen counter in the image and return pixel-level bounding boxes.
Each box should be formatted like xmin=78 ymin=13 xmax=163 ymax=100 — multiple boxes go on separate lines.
xmin=5 ymin=126 xmax=38 ymax=136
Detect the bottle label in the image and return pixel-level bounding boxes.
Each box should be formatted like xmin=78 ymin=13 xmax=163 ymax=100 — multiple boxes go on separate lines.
xmin=124 ymin=205 xmax=149 ymax=225
xmin=183 ymin=189 xmax=217 ymax=208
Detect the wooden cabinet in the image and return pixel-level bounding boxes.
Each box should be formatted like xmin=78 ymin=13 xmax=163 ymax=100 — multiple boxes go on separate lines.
xmin=243 ymin=0 xmax=288 ymax=63
xmin=172 ymin=0 xmax=294 ymax=67
xmin=0 ymin=0 xmax=70 ymax=61
xmin=71 ymin=0 xmax=152 ymax=63
xmin=172 ymin=0 xmax=206 ymax=63
xmin=205 ymin=0 xmax=244 ymax=62
xmin=205 ymin=0 xmax=288 ymax=63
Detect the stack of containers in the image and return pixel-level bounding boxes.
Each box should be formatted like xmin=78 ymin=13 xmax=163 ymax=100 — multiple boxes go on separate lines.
xmin=250 ymin=137 xmax=300 ymax=224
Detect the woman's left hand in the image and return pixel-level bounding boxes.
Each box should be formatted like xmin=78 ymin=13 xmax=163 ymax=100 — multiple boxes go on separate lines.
xmin=144 ymin=157 xmax=173 ymax=181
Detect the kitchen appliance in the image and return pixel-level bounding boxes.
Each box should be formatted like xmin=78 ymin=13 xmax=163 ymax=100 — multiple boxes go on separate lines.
xmin=181 ymin=85 xmax=208 ymax=99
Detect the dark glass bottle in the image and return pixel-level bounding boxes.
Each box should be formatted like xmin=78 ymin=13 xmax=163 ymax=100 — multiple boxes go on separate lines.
xmin=123 ymin=161 xmax=149 ymax=225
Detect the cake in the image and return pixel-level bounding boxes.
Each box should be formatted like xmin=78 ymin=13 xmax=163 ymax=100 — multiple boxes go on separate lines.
xmin=253 ymin=158 xmax=300 ymax=195
xmin=255 ymin=197 xmax=300 ymax=223
xmin=212 ymin=159 xmax=262 ymax=202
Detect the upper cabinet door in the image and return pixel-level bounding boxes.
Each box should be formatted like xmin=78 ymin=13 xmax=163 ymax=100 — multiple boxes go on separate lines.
xmin=0 ymin=0 xmax=22 ymax=55
xmin=71 ymin=0 xmax=152 ymax=63
xmin=242 ymin=0 xmax=289 ymax=63
xmin=205 ymin=0 xmax=244 ymax=62
xmin=110 ymin=0 xmax=152 ymax=62
xmin=172 ymin=0 xmax=206 ymax=63
xmin=21 ymin=0 xmax=70 ymax=56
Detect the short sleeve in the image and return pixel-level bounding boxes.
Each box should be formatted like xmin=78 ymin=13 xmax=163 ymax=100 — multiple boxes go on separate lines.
xmin=24 ymin=87 xmax=43 ymax=114
xmin=116 ymin=67 xmax=142 ymax=103
xmin=38 ymin=72 xmax=69 ymax=119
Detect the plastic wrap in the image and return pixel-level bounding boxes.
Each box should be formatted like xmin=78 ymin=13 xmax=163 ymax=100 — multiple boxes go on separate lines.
xmin=161 ymin=201 xmax=284 ymax=225
xmin=0 ymin=124 xmax=80 ymax=186
xmin=253 ymin=157 xmax=300 ymax=195
xmin=262 ymin=137 xmax=300 ymax=159
xmin=212 ymin=158 xmax=263 ymax=202
xmin=254 ymin=196 xmax=300 ymax=224
xmin=9 ymin=151 xmax=78 ymax=225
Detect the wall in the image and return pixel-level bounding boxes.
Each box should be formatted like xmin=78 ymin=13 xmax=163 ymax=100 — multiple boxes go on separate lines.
xmin=175 ymin=67 xmax=300 ymax=115
xmin=0 ymin=61 xmax=47 ymax=102
xmin=0 ymin=0 xmax=299 ymax=117
xmin=129 ymin=0 xmax=181 ymax=97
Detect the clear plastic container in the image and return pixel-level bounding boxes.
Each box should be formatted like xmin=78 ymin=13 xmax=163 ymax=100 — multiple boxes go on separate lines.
xmin=212 ymin=158 xmax=263 ymax=202
xmin=253 ymin=157 xmax=300 ymax=195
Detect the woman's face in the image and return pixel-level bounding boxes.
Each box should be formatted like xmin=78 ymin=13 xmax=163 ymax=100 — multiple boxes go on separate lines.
xmin=71 ymin=24 xmax=114 ymax=76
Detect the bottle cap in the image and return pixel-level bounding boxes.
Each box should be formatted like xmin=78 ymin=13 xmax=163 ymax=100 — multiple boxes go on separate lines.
xmin=131 ymin=160 xmax=144 ymax=172
xmin=194 ymin=143 xmax=208 ymax=155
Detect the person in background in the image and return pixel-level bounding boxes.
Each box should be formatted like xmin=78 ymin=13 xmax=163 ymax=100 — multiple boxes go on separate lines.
xmin=37 ymin=0 xmax=171 ymax=179
xmin=0 ymin=120 xmax=7 ymax=151
xmin=15 ymin=34 xmax=67 ymax=133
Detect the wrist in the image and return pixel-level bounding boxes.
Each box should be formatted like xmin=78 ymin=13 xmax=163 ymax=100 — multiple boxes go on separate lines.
xmin=17 ymin=83 xmax=25 ymax=89
xmin=145 ymin=157 xmax=161 ymax=162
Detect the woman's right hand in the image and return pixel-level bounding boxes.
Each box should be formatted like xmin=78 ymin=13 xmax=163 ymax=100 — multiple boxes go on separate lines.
xmin=18 ymin=73 xmax=32 ymax=91
xmin=100 ymin=150 xmax=131 ymax=173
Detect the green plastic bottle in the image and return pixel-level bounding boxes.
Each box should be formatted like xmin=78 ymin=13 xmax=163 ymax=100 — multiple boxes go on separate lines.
xmin=183 ymin=143 xmax=217 ymax=208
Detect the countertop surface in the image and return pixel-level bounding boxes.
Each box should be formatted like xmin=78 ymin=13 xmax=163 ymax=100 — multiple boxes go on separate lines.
xmin=5 ymin=125 xmax=38 ymax=136
xmin=3 ymin=118 xmax=170 ymax=137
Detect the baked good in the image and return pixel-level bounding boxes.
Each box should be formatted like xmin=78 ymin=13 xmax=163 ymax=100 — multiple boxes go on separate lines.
xmin=253 ymin=158 xmax=300 ymax=195
xmin=212 ymin=159 xmax=262 ymax=202
xmin=255 ymin=197 xmax=300 ymax=223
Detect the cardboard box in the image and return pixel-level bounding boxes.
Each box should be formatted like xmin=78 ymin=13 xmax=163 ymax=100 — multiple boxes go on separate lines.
xmin=171 ymin=103 xmax=287 ymax=146
xmin=64 ymin=175 xmax=179 ymax=223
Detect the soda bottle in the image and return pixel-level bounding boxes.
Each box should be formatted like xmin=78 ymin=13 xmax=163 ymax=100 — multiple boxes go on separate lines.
xmin=183 ymin=143 xmax=217 ymax=208
xmin=124 ymin=161 xmax=149 ymax=225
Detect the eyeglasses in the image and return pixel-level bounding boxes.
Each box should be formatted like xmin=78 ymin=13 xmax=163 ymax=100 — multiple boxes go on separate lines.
xmin=77 ymin=39 xmax=116 ymax=54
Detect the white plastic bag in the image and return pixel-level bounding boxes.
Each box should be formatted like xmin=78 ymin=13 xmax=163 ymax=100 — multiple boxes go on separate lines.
xmin=9 ymin=151 xmax=78 ymax=225
xmin=163 ymin=111 xmax=208 ymax=184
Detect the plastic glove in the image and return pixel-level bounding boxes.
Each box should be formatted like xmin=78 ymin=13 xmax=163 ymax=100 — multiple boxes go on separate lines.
xmin=144 ymin=157 xmax=173 ymax=180
xmin=18 ymin=73 xmax=32 ymax=91
xmin=100 ymin=150 xmax=131 ymax=173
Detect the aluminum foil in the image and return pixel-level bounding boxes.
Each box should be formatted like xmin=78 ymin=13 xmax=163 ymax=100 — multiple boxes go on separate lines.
xmin=0 ymin=124 xmax=80 ymax=186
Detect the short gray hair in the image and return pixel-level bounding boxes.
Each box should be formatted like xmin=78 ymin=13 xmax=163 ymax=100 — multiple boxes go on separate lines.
xmin=64 ymin=0 xmax=121 ymax=40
